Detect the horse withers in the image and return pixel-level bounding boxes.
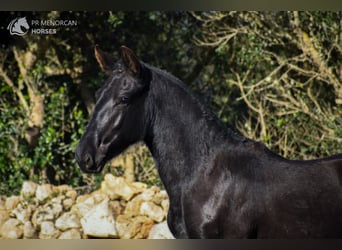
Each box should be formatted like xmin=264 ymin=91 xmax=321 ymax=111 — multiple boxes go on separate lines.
xmin=75 ymin=45 xmax=342 ymax=238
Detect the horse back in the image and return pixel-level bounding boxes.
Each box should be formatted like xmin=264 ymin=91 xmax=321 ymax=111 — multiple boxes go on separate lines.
xmin=318 ymin=154 xmax=342 ymax=185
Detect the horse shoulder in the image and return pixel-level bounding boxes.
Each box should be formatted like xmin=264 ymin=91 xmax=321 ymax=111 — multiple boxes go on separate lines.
xmin=182 ymin=144 xmax=263 ymax=238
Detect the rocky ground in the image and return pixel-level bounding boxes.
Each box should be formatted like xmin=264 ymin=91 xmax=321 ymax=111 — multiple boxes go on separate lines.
xmin=0 ymin=174 xmax=174 ymax=239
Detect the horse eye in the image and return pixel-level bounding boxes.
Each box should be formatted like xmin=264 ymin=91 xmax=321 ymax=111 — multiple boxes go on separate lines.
xmin=118 ymin=96 xmax=129 ymax=104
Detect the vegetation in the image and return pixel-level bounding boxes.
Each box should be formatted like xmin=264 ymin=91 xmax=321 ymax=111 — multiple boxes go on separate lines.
xmin=0 ymin=11 xmax=341 ymax=195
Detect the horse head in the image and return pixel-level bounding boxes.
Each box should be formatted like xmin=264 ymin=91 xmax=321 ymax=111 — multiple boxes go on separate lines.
xmin=75 ymin=46 xmax=152 ymax=173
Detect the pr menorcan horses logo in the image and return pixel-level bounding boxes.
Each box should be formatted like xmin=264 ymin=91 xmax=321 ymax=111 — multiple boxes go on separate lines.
xmin=7 ymin=17 xmax=30 ymax=36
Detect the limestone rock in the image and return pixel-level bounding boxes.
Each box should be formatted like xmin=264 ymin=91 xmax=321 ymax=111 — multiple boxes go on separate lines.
xmin=0 ymin=209 xmax=9 ymax=227
xmin=152 ymin=190 xmax=169 ymax=205
xmin=101 ymin=174 xmax=144 ymax=201
xmin=116 ymin=214 xmax=154 ymax=239
xmin=80 ymin=198 xmax=118 ymax=238
xmin=131 ymin=181 xmax=148 ymax=190
xmin=139 ymin=187 xmax=159 ymax=201
xmin=1 ymin=218 xmax=23 ymax=239
xmin=5 ymin=196 xmax=20 ymax=210
xmin=140 ymin=201 xmax=165 ymax=222
xmin=44 ymin=202 xmax=63 ymax=218
xmin=56 ymin=185 xmax=73 ymax=195
xmin=0 ymin=176 xmax=171 ymax=240
xmin=109 ymin=200 xmax=124 ymax=217
xmin=72 ymin=195 xmax=94 ymax=218
xmin=55 ymin=212 xmax=80 ymax=231
xmin=124 ymin=195 xmax=142 ymax=216
xmin=50 ymin=195 xmax=65 ymax=206
xmin=31 ymin=207 xmax=55 ymax=227
xmin=124 ymin=189 xmax=164 ymax=219
xmin=65 ymin=189 xmax=78 ymax=201
xmin=73 ymin=192 xmax=106 ymax=218
xmin=21 ymin=181 xmax=38 ymax=199
xmin=148 ymin=221 xmax=175 ymax=239
xmin=58 ymin=229 xmax=82 ymax=239
xmin=62 ymin=198 xmax=75 ymax=211
xmin=0 ymin=196 xmax=6 ymax=209
xmin=36 ymin=184 xmax=55 ymax=203
xmin=23 ymin=221 xmax=37 ymax=239
xmin=161 ymin=199 xmax=170 ymax=214
xmin=11 ymin=203 xmax=34 ymax=224
xmin=39 ymin=221 xmax=60 ymax=239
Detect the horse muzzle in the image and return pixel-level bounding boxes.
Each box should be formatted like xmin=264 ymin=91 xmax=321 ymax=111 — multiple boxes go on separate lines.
xmin=75 ymin=147 xmax=104 ymax=174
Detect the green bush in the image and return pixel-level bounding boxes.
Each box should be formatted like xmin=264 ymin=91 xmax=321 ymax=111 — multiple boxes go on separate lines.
xmin=0 ymin=82 xmax=87 ymax=195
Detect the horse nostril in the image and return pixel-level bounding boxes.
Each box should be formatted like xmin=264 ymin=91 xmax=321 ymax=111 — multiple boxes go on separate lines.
xmin=84 ymin=153 xmax=93 ymax=169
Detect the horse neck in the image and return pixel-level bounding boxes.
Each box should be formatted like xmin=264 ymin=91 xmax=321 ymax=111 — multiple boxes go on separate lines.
xmin=144 ymin=70 xmax=234 ymax=186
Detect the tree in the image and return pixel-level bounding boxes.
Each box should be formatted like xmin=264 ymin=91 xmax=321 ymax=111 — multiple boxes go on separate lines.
xmin=194 ymin=11 xmax=342 ymax=159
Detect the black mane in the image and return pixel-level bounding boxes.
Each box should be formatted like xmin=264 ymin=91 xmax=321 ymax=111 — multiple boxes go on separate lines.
xmin=147 ymin=63 xmax=246 ymax=140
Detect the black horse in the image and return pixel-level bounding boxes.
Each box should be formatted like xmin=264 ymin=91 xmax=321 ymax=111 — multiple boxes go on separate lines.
xmin=76 ymin=45 xmax=342 ymax=238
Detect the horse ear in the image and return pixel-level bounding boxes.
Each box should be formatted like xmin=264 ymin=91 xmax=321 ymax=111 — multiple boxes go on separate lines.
xmin=120 ymin=46 xmax=140 ymax=75
xmin=95 ymin=45 xmax=114 ymax=75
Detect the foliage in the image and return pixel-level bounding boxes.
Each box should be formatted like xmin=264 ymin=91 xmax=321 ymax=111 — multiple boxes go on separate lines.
xmin=0 ymin=11 xmax=341 ymax=195
xmin=0 ymin=81 xmax=87 ymax=194
xmin=0 ymin=88 xmax=27 ymax=194
xmin=194 ymin=11 xmax=342 ymax=159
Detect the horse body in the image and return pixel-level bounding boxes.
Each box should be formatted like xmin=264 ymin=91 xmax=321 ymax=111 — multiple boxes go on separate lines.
xmin=76 ymin=46 xmax=342 ymax=238
xmin=144 ymin=67 xmax=342 ymax=238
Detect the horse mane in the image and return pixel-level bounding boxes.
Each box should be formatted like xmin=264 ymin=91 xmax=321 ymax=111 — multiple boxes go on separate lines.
xmin=145 ymin=62 xmax=247 ymax=143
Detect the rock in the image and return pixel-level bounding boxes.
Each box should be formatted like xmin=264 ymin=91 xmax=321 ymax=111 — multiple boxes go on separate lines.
xmin=31 ymin=208 xmax=55 ymax=227
xmin=152 ymin=190 xmax=169 ymax=205
xmin=0 ymin=209 xmax=9 ymax=226
xmin=21 ymin=181 xmax=38 ymax=199
xmin=36 ymin=184 xmax=55 ymax=203
xmin=131 ymin=181 xmax=148 ymax=190
xmin=72 ymin=195 xmax=94 ymax=218
xmin=0 ymin=196 xmax=6 ymax=209
xmin=124 ymin=196 xmax=143 ymax=216
xmin=72 ymin=192 xmax=107 ymax=218
xmin=148 ymin=221 xmax=175 ymax=239
xmin=0 ymin=177 xmax=171 ymax=240
xmin=62 ymin=198 xmax=75 ymax=211
xmin=109 ymin=200 xmax=124 ymax=217
xmin=11 ymin=203 xmax=33 ymax=224
xmin=44 ymin=202 xmax=63 ymax=218
xmin=80 ymin=198 xmax=118 ymax=238
xmin=140 ymin=201 xmax=165 ymax=222
xmin=23 ymin=221 xmax=37 ymax=239
xmin=0 ymin=218 xmax=23 ymax=239
xmin=39 ymin=221 xmax=60 ymax=239
xmin=50 ymin=195 xmax=65 ymax=206
xmin=55 ymin=212 xmax=80 ymax=231
xmin=101 ymin=174 xmax=144 ymax=201
xmin=5 ymin=196 xmax=20 ymax=210
xmin=58 ymin=229 xmax=82 ymax=239
xmin=116 ymin=214 xmax=154 ymax=239
xmin=65 ymin=189 xmax=78 ymax=201
xmin=139 ymin=187 xmax=159 ymax=201
xmin=161 ymin=199 xmax=170 ymax=214
xmin=56 ymin=185 xmax=73 ymax=195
